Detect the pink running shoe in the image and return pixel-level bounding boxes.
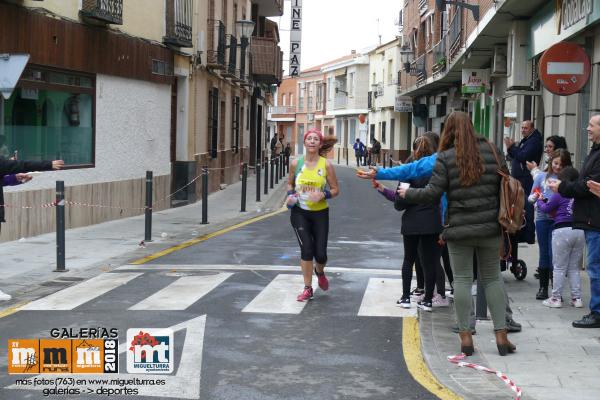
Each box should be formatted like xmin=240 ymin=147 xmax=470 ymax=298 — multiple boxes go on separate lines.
xmin=297 ymin=286 xmax=314 ymax=302
xmin=315 ymin=268 xmax=329 ymax=291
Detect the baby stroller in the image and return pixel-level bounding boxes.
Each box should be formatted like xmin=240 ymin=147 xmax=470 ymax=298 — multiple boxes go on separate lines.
xmin=500 ymin=233 xmax=527 ymax=280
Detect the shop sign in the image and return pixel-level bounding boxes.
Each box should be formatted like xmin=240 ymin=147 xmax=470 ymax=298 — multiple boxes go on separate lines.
xmin=539 ymin=41 xmax=590 ymax=95
xmin=559 ymin=0 xmax=593 ymax=33
xmin=461 ymin=69 xmax=490 ymax=94
xmin=289 ymin=0 xmax=302 ymax=76
xmin=394 ymin=95 xmax=413 ymax=112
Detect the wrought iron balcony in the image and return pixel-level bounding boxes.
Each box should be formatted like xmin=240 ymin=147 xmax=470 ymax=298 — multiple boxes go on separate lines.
xmin=222 ymin=34 xmax=238 ymax=78
xmin=164 ymin=0 xmax=193 ymax=48
xmin=448 ymin=10 xmax=462 ymax=61
xmin=269 ymin=106 xmax=296 ymax=114
xmin=207 ymin=19 xmax=226 ymax=69
xmin=432 ymin=37 xmax=447 ymax=76
xmin=250 ymin=37 xmax=282 ymax=85
xmin=411 ymin=54 xmax=427 ymax=85
xmin=80 ymin=0 xmax=123 ymax=25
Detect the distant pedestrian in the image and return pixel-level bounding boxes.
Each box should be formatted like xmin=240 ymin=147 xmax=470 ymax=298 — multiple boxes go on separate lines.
xmin=0 ymin=157 xmax=65 ymax=301
xmin=286 ymin=129 xmax=339 ymax=302
xmin=270 ymin=134 xmax=278 ymax=155
xmin=549 ymin=114 xmax=600 ymax=328
xmin=534 ymin=166 xmax=584 ymax=309
xmin=353 ymin=139 xmax=365 ymax=167
xmin=283 ymin=142 xmax=291 ymax=165
xmin=371 ymin=138 xmax=381 ymax=165
xmin=398 ymin=111 xmax=516 ymax=356
xmin=504 ymin=120 xmax=543 ymax=266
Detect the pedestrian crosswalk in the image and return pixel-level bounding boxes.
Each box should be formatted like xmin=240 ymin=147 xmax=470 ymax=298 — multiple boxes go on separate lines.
xmin=19 ymin=265 xmax=420 ymax=317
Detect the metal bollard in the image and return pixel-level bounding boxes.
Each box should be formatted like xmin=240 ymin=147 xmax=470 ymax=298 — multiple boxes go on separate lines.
xmin=337 ymin=148 xmax=340 ymax=164
xmin=345 ymin=149 xmax=348 ymax=166
xmin=383 ymin=154 xmax=387 ymax=168
xmin=201 ymin=166 xmax=209 ymax=224
xmin=255 ymin=162 xmax=261 ymax=202
xmin=264 ymin=157 xmax=269 ymax=195
xmin=241 ymin=163 xmax=247 ymax=212
xmin=281 ymin=155 xmax=285 ymax=178
xmin=55 ymin=181 xmax=68 ymax=272
xmin=275 ymin=157 xmax=280 ymax=184
xmin=144 ymin=171 xmax=153 ymax=242
xmin=270 ymin=158 xmax=274 ymax=189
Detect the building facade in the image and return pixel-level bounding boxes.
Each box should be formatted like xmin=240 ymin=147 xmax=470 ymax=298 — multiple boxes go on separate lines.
xmin=0 ymin=0 xmax=283 ymax=241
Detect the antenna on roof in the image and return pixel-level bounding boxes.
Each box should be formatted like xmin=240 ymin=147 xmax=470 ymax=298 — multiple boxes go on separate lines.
xmin=376 ymin=18 xmax=382 ymax=45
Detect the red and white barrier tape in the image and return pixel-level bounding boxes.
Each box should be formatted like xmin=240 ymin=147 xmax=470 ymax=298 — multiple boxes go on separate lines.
xmin=0 ymin=202 xmax=56 ymax=209
xmin=65 ymin=201 xmax=147 ymax=211
xmin=447 ymin=354 xmax=522 ymax=400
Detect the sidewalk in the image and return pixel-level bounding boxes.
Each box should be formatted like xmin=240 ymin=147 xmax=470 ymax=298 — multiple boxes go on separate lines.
xmin=420 ymin=243 xmax=600 ymax=400
xmin=0 ymin=170 xmax=289 ymax=311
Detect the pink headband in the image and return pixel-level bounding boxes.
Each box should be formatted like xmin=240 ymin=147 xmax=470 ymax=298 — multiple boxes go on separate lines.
xmin=304 ymin=128 xmax=323 ymax=143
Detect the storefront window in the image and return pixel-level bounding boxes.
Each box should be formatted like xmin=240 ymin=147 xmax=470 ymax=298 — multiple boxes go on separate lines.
xmin=0 ymin=67 xmax=94 ymax=166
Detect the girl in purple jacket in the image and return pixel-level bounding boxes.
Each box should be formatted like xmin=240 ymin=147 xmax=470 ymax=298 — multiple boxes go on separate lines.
xmin=534 ymin=167 xmax=584 ymax=308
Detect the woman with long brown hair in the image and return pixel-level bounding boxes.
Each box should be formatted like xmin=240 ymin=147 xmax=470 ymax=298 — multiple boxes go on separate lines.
xmin=398 ymin=111 xmax=516 ymax=356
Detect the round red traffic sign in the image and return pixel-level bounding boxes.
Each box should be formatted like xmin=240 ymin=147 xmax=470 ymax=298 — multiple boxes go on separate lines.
xmin=539 ymin=42 xmax=591 ymax=96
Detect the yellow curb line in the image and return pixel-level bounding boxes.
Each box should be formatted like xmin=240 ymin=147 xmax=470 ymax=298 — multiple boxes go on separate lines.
xmin=0 ymin=301 xmax=30 ymax=319
xmin=402 ymin=317 xmax=463 ymax=400
xmin=130 ymin=206 xmax=288 ymax=265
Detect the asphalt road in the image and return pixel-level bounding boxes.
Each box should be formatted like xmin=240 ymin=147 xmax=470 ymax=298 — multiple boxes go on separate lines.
xmin=0 ymin=166 xmax=439 ymax=400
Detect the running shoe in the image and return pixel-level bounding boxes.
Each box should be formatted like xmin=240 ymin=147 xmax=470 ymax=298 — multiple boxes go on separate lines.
xmin=571 ymin=298 xmax=583 ymax=308
xmin=410 ymin=288 xmax=425 ymax=302
xmin=542 ymin=296 xmax=563 ymax=308
xmin=432 ymin=294 xmax=450 ymax=307
xmin=396 ymin=297 xmax=411 ymax=309
xmin=314 ymin=268 xmax=329 ymax=291
xmin=417 ymin=300 xmax=432 ymax=312
xmin=296 ymin=286 xmax=314 ymax=302
xmin=0 ymin=290 xmax=11 ymax=301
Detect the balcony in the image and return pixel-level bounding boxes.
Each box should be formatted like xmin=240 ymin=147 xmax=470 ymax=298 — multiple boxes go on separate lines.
xmin=253 ymin=0 xmax=284 ymax=17
xmin=334 ymin=94 xmax=348 ymax=109
xmin=431 ymin=37 xmax=447 ymax=76
xmin=419 ymin=0 xmax=428 ymax=15
xmin=448 ymin=10 xmax=462 ymax=61
xmin=207 ymin=19 xmax=226 ymax=69
xmin=269 ymin=106 xmax=296 ymax=114
xmin=222 ymin=34 xmax=238 ymax=78
xmin=80 ymin=0 xmax=123 ymax=25
xmin=250 ymin=37 xmax=283 ymax=85
xmin=163 ymin=0 xmax=193 ymax=48
xmin=411 ymin=54 xmax=427 ymax=85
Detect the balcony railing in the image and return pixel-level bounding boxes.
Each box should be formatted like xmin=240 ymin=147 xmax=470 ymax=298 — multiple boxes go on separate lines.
xmin=411 ymin=54 xmax=426 ymax=85
xmin=250 ymin=37 xmax=283 ymax=85
xmin=222 ymin=34 xmax=237 ymax=78
xmin=448 ymin=10 xmax=462 ymax=61
xmin=334 ymin=94 xmax=348 ymax=109
xmin=269 ymin=106 xmax=296 ymax=114
xmin=164 ymin=0 xmax=192 ymax=47
xmin=419 ymin=0 xmax=428 ymax=15
xmin=432 ymin=37 xmax=447 ymax=76
xmin=80 ymin=0 xmax=123 ymax=25
xmin=207 ymin=19 xmax=226 ymax=69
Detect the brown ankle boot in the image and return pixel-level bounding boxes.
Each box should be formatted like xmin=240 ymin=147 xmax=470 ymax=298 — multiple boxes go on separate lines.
xmin=495 ymin=329 xmax=516 ymax=356
xmin=458 ymin=331 xmax=474 ymax=356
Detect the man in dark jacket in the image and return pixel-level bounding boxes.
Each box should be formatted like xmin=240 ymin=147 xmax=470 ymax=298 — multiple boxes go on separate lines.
xmin=550 ymin=114 xmax=600 ymax=328
xmin=504 ymin=121 xmax=543 ymax=266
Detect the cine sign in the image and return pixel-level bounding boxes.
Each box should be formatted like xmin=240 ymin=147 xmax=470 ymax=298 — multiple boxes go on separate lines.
xmin=289 ymin=0 xmax=302 ymax=76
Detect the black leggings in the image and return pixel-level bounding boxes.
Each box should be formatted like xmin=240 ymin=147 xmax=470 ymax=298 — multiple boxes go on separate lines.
xmin=402 ymin=234 xmax=441 ymax=302
xmin=290 ymin=207 xmax=329 ymax=264
xmin=441 ymin=243 xmax=454 ymax=286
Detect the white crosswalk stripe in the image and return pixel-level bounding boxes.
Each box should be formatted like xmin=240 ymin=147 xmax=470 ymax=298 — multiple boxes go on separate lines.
xmin=18 ymin=267 xmax=422 ymax=317
xmin=242 ymin=274 xmax=318 ymax=314
xmin=129 ymin=273 xmax=233 ymax=310
xmin=358 ymin=278 xmax=417 ymax=318
xmin=20 ymin=272 xmax=142 ymax=311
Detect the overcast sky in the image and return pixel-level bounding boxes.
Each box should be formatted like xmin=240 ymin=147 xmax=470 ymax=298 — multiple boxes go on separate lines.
xmin=269 ymin=0 xmax=402 ymax=73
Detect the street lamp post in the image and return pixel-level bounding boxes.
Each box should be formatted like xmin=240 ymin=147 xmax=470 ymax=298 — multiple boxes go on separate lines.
xmin=235 ymin=19 xmax=255 ymax=80
xmin=399 ymin=44 xmax=414 ymax=73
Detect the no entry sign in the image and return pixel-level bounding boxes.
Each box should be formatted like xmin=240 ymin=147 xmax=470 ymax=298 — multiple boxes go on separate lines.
xmin=539 ymin=41 xmax=591 ymax=96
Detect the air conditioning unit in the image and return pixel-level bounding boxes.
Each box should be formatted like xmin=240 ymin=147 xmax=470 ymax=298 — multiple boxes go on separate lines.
xmin=507 ymin=21 xmax=532 ymax=90
xmin=491 ymin=45 xmax=507 ymax=76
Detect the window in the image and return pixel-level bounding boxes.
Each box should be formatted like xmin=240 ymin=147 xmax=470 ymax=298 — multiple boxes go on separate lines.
xmin=298 ymin=83 xmax=305 ymax=111
xmin=316 ymin=83 xmax=323 ymax=110
xmin=348 ymin=73 xmax=354 ymax=96
xmin=388 ymin=60 xmax=393 ymax=84
xmin=307 ymin=82 xmax=313 ymax=110
xmin=290 ymin=94 xmax=294 ymax=107
xmin=232 ymin=96 xmax=240 ymax=153
xmin=282 ymin=94 xmax=286 ymax=106
xmin=370 ymin=124 xmax=375 ymax=143
xmin=208 ymin=87 xmax=219 ymax=158
xmin=1 ymin=67 xmax=94 ymax=166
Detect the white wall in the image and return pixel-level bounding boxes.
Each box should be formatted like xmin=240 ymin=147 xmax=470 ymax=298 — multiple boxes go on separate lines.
xmin=7 ymin=75 xmax=172 ymax=192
